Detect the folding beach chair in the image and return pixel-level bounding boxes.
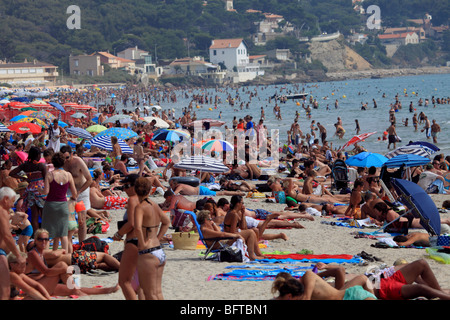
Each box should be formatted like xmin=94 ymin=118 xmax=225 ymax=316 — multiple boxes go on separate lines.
xmin=183 ymin=210 xmax=234 ymax=260
xmin=330 ymin=159 xmax=349 ymax=192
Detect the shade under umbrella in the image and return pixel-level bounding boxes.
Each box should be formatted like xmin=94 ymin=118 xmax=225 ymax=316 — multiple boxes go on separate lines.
xmin=65 ymin=127 xmax=93 ymax=140
xmin=385 ymin=145 xmax=432 ymax=159
xmin=391 ymin=178 xmax=441 ymax=235
xmin=90 ymin=135 xmax=133 ymax=154
xmin=173 ymin=155 xmax=229 ymax=173
xmin=339 ymin=131 xmax=377 ymax=151
xmin=96 ymin=127 xmax=138 ymax=140
xmin=345 ymin=152 xmax=388 ymax=168
xmin=384 ymin=154 xmax=430 ymax=168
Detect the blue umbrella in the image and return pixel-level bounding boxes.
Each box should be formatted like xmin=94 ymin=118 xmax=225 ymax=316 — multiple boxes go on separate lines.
xmin=49 ymin=102 xmax=65 ymax=113
xmin=345 ymin=152 xmax=388 ymax=168
xmin=384 ymin=154 xmax=430 ymax=168
xmin=90 ymin=135 xmax=133 ymax=154
xmin=407 ymin=141 xmax=440 ymax=153
xmin=97 ymin=127 xmax=138 ymax=140
xmin=391 ymin=178 xmax=441 ymax=235
xmin=58 ymin=121 xmax=68 ymax=128
xmin=9 ymin=115 xmax=27 ymax=122
xmin=152 ymin=129 xmax=190 ymax=142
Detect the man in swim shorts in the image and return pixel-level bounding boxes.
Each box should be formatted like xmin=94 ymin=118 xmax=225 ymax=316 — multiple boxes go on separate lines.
xmin=169 ymin=180 xmax=244 ymax=197
xmin=343 ymin=285 xmax=377 ymax=300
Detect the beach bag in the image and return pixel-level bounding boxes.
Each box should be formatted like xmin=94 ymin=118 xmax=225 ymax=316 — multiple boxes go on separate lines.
xmin=74 ymin=236 xmax=109 ymax=254
xmin=86 ymin=217 xmax=103 ymax=234
xmin=219 ymin=239 xmax=250 ymax=263
xmin=274 ymin=191 xmax=286 ymax=204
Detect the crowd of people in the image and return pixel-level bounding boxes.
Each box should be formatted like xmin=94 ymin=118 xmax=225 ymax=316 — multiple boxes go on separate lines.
xmin=0 ymin=83 xmax=449 ymax=301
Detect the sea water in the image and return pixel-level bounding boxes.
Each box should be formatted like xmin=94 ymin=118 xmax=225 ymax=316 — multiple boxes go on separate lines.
xmin=130 ymin=73 xmax=450 ymax=157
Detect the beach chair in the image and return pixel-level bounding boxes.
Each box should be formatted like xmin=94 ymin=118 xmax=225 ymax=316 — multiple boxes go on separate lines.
xmin=182 ymin=210 xmax=234 ymax=260
xmin=330 ymin=159 xmax=349 ymax=192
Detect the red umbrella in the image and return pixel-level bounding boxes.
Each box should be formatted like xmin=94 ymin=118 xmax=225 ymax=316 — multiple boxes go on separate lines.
xmin=8 ymin=122 xmax=42 ymax=134
xmin=339 ymin=131 xmax=377 ymax=151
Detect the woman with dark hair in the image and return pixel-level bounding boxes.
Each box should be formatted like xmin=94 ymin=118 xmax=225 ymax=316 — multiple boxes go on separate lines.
xmin=40 ymin=152 xmax=77 ymax=252
xmin=223 ymin=195 xmax=264 ymax=260
xmin=134 ymin=177 xmax=170 ymax=300
xmin=10 ymin=146 xmax=48 ymax=235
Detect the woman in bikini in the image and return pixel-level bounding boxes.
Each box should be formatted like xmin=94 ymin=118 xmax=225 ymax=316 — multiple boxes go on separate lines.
xmin=134 ymin=177 xmax=170 ymax=300
xmin=113 ymin=174 xmax=143 ymax=300
xmin=111 ymin=136 xmax=122 ymax=166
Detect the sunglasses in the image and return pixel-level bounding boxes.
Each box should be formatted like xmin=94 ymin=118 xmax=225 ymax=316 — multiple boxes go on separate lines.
xmin=37 ymin=237 xmax=49 ymax=241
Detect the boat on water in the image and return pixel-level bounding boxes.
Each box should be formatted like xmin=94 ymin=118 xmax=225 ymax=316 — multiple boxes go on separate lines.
xmin=286 ymin=93 xmax=309 ymax=100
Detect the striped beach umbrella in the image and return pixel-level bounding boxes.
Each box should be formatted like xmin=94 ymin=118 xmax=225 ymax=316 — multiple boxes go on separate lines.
xmin=173 ymin=155 xmax=229 ymax=173
xmin=65 ymin=127 xmax=93 ymax=140
xmin=201 ymin=139 xmax=234 ymax=152
xmin=385 ymin=145 xmax=433 ymax=159
xmin=0 ymin=123 xmax=10 ymax=132
xmin=152 ymin=129 xmax=190 ymax=142
xmin=90 ymin=135 xmax=133 ymax=154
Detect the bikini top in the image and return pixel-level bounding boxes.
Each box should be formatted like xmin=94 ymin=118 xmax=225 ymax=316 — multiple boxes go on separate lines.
xmin=27 ymin=247 xmax=48 ymax=275
xmin=141 ymin=199 xmax=159 ymax=236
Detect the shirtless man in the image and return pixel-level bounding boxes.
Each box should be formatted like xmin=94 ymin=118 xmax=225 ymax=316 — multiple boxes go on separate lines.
xmin=160 ymin=190 xmax=196 ymax=212
xmin=169 ymin=179 xmax=244 ymax=197
xmin=0 ymin=187 xmax=26 ymax=300
xmin=61 ymin=145 xmax=93 ymax=242
xmin=386 ymin=122 xmax=397 ymax=150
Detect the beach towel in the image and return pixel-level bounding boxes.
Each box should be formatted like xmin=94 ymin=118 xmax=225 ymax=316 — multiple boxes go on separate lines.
xmin=209 ymin=266 xmax=313 ymax=281
xmin=256 ymin=252 xmax=363 ymax=264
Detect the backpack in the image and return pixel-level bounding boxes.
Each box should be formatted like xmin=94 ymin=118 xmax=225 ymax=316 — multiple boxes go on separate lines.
xmin=73 ymin=236 xmax=109 ymax=254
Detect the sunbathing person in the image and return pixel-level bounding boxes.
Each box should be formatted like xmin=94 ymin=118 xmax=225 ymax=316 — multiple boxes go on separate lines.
xmin=392 ymin=233 xmax=431 ymax=247
xmin=278 ymin=177 xmax=349 ymax=205
xmin=44 ymin=248 xmax=120 ymax=273
xmin=90 ymin=185 xmax=128 ymax=210
xmin=8 ymin=252 xmax=52 ymax=300
xmin=25 ymin=229 xmax=119 ymax=297
xmin=222 ymin=196 xmax=265 ymax=260
xmin=303 ymin=170 xmax=348 ymax=202
xmin=169 ymin=179 xmax=244 ymax=197
xmin=371 ymin=259 xmax=450 ymax=300
xmin=344 ymin=178 xmax=364 ymax=218
xmin=219 ymin=177 xmax=257 ymax=192
xmin=160 ymin=190 xmax=196 ymax=212
xmin=273 ymin=270 xmax=376 ymax=300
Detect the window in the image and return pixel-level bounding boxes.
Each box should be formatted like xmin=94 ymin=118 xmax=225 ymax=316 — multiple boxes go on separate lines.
xmin=213 ymin=50 xmax=217 ymax=56
xmin=74 ymin=60 xmax=79 ymax=67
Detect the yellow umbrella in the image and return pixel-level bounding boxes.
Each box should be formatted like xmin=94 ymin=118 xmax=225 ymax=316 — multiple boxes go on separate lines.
xmin=16 ymin=117 xmax=48 ymax=128
xmin=86 ymin=124 xmax=107 ymax=133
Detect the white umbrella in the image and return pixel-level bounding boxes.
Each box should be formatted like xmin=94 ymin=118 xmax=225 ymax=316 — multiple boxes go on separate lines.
xmin=143 ymin=116 xmax=170 ymax=129
xmin=102 ymin=115 xmax=132 ymax=124
xmin=65 ymin=127 xmax=93 ymax=140
xmin=385 ymin=145 xmax=433 ymax=159
xmin=71 ymin=112 xmax=87 ymax=119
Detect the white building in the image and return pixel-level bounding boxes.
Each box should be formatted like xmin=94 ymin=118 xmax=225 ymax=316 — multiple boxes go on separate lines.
xmin=209 ymin=38 xmax=249 ymax=72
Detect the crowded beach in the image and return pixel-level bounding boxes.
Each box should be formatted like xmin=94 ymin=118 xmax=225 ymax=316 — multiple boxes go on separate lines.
xmin=0 ymin=84 xmax=449 ymax=302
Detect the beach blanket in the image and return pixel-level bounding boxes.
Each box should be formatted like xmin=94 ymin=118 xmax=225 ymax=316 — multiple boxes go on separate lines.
xmin=257 ymin=251 xmax=363 ymax=264
xmin=209 ymin=266 xmax=314 ymax=281
xmin=426 ymin=247 xmax=450 ymax=264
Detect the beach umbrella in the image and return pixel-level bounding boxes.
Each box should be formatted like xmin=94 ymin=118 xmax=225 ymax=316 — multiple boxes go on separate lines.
xmin=338 ymin=131 xmax=377 ymax=151
xmin=201 ymin=139 xmax=234 ymax=152
xmin=384 ymin=154 xmax=430 ymax=168
xmin=65 ymin=127 xmax=93 ymax=140
xmin=20 ymin=107 xmax=37 ymax=112
xmin=90 ymin=135 xmax=133 ymax=154
xmin=8 ymin=122 xmax=41 ymax=134
xmin=102 ymin=114 xmax=131 ymax=124
xmin=0 ymin=123 xmax=10 ymax=132
xmin=86 ymin=124 xmax=107 ymax=133
xmin=152 ymin=129 xmax=190 ymax=143
xmin=97 ymin=127 xmax=138 ymax=140
xmin=29 ymin=111 xmax=56 ymax=121
xmin=345 ymin=152 xmax=388 ymax=168
xmin=9 ymin=115 xmax=27 ymax=122
xmin=391 ymin=178 xmax=441 ymax=235
xmin=58 ymin=121 xmax=68 ymax=128
xmin=385 ymin=145 xmax=432 ymax=159
xmin=49 ymin=101 xmax=66 ymax=113
xmin=174 ymin=155 xmax=229 ymax=173
xmin=142 ymin=116 xmax=170 ymax=129
xmin=15 ymin=117 xmax=47 ymax=128
xmin=407 ymin=141 xmax=440 ymax=153
xmin=71 ymin=112 xmax=87 ymax=119
xmin=19 ymin=110 xmax=35 ymax=116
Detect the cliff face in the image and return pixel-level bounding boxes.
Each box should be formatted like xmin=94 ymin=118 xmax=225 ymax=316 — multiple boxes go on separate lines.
xmin=308 ymin=39 xmax=372 ymax=72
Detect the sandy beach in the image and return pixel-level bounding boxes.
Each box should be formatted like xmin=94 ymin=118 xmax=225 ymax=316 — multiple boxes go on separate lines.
xmin=74 ymin=189 xmax=450 ymax=301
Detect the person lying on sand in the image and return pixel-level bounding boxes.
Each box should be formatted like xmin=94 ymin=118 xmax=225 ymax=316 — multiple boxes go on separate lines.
xmin=169 ymin=179 xmax=244 ymax=197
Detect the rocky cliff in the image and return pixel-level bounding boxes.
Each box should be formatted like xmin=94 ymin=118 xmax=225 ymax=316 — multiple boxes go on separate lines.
xmin=308 ymin=39 xmax=372 ymax=72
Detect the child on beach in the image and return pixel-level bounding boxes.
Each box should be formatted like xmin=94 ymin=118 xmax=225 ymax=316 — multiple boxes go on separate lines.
xmin=10 ymin=209 xmax=33 ymax=252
